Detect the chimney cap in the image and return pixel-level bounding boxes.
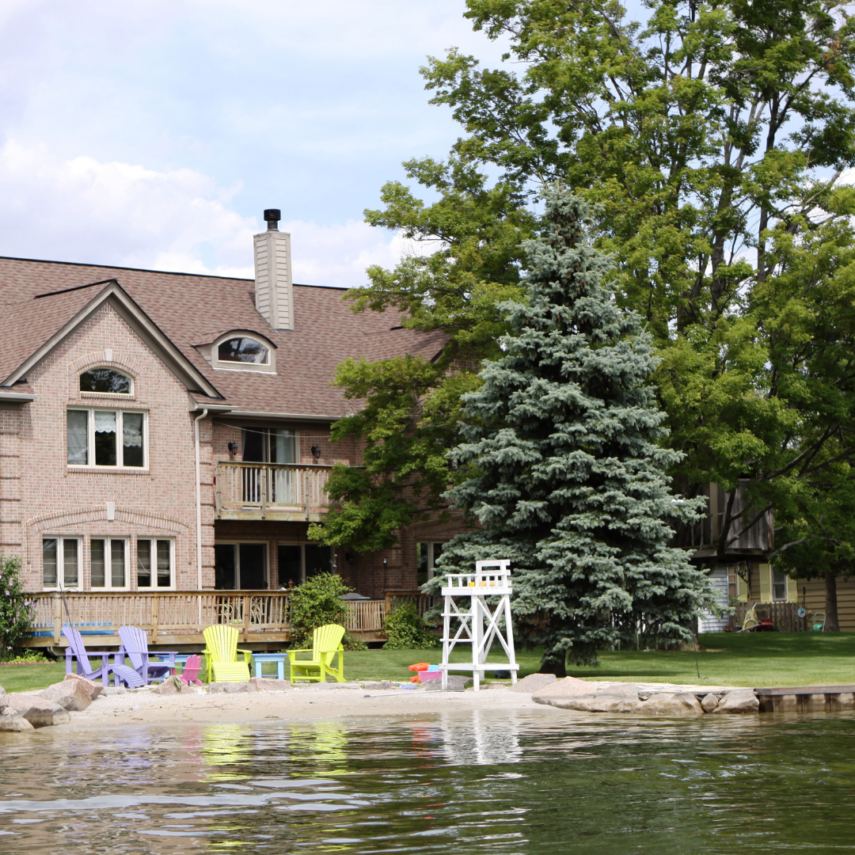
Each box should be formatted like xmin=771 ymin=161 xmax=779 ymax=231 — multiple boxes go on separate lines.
xmin=263 ymin=209 xmax=281 ymax=231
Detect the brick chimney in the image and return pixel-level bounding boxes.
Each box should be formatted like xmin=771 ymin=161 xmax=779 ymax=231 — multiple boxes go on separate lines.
xmin=253 ymin=208 xmax=294 ymax=330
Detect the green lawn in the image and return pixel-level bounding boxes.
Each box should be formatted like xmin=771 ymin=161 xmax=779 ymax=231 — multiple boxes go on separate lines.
xmin=4 ymin=633 xmax=855 ymax=692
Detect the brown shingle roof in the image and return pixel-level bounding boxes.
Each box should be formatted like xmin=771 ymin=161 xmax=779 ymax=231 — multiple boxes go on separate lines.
xmin=0 ymin=256 xmax=446 ymax=417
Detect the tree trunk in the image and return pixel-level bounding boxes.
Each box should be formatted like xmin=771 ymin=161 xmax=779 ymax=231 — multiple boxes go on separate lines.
xmin=540 ymin=651 xmax=567 ymax=678
xmin=824 ymin=572 xmax=840 ymax=632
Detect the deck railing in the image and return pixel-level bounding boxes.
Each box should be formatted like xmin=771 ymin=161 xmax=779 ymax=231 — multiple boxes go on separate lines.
xmin=215 ymin=462 xmax=334 ymax=516
xmin=26 ymin=590 xmax=386 ymax=644
xmin=384 ymin=589 xmax=441 ymax=619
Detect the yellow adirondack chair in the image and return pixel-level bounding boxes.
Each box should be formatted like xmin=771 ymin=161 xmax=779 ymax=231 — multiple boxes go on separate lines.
xmin=289 ymin=624 xmax=346 ymax=683
xmin=202 ymin=625 xmax=252 ymax=683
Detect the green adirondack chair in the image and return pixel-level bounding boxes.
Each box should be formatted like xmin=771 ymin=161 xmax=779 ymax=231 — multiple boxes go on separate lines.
xmin=289 ymin=624 xmax=346 ymax=683
xmin=202 ymin=625 xmax=252 ymax=683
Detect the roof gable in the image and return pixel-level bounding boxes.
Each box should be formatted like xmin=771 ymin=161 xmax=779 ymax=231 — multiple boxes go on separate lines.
xmin=1 ymin=279 xmax=222 ymax=398
xmin=0 ymin=256 xmax=447 ymax=416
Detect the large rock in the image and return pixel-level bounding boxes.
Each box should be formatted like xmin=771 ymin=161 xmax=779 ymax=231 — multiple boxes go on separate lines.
xmin=595 ymin=682 xmax=640 ymax=697
xmin=64 ymin=673 xmax=103 ymax=701
xmin=713 ymin=689 xmax=759 ymax=714
xmin=639 ymin=692 xmax=703 ymax=717
xmin=249 ymin=677 xmax=292 ymax=692
xmin=510 ymin=673 xmax=557 ymax=694
xmin=5 ymin=694 xmax=71 ymax=728
xmin=0 ymin=684 xmax=6 ymax=711
xmin=700 ymin=693 xmax=719 ymax=713
xmin=532 ymin=676 xmax=595 ymax=704
xmin=548 ymin=693 xmax=640 ymax=713
xmin=0 ymin=709 xmax=34 ymax=732
xmin=41 ymin=679 xmax=92 ymax=712
xmin=155 ymin=676 xmax=197 ymax=696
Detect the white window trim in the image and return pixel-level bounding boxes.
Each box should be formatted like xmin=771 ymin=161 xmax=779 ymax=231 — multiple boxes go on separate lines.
xmin=215 ymin=541 xmax=270 ymax=589
xmin=136 ymin=538 xmax=175 ymax=591
xmin=771 ymin=568 xmax=789 ymax=602
xmin=79 ymin=367 xmax=135 ymax=396
xmin=212 ymin=333 xmax=276 ymax=374
xmin=90 ymin=537 xmax=130 ymax=591
xmin=42 ymin=536 xmax=82 ymax=591
xmin=67 ymin=408 xmax=149 ymax=470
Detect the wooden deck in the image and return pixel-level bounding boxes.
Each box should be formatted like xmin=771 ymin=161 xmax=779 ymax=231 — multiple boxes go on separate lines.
xmin=23 ymin=590 xmax=391 ymax=649
xmin=755 ymin=685 xmax=855 ymax=713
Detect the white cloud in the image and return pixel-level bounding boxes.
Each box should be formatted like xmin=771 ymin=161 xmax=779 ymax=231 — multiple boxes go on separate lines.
xmin=0 ymin=140 xmax=412 ymax=288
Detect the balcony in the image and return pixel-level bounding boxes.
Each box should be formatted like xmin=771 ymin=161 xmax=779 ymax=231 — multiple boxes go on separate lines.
xmin=215 ymin=462 xmax=334 ymax=521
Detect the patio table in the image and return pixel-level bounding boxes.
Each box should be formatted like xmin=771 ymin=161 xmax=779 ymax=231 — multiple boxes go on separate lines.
xmin=252 ymin=652 xmax=288 ymax=680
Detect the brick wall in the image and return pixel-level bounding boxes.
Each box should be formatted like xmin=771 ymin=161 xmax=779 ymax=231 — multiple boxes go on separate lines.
xmin=3 ymin=302 xmax=214 ymax=592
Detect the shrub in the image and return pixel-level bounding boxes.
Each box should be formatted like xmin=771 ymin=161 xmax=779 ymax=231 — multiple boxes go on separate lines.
xmin=0 ymin=557 xmax=34 ymax=661
xmin=383 ymin=602 xmax=440 ymax=650
xmin=287 ymin=573 xmax=365 ymax=651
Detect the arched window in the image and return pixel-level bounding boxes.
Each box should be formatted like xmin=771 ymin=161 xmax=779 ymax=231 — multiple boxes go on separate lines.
xmin=80 ymin=368 xmax=132 ymax=394
xmin=217 ymin=337 xmax=270 ymax=365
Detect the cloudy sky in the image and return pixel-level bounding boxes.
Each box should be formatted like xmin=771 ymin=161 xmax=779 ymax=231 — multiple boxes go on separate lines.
xmin=0 ymin=1 xmax=504 ymax=287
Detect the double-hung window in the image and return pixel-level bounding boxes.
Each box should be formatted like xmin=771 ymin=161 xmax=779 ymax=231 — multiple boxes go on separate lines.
xmin=137 ymin=539 xmax=174 ymax=589
xmin=42 ymin=537 xmax=80 ymax=590
xmin=91 ymin=538 xmax=128 ymax=590
xmin=67 ymin=409 xmax=146 ymax=468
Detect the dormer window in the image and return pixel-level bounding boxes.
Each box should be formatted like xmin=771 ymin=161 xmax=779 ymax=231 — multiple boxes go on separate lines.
xmin=206 ymin=332 xmax=277 ymax=373
xmin=80 ymin=368 xmax=132 ymax=394
xmin=218 ymin=337 xmax=270 ymax=365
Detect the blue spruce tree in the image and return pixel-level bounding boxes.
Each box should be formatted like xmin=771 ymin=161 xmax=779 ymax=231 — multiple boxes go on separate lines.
xmin=435 ymin=188 xmax=715 ymax=674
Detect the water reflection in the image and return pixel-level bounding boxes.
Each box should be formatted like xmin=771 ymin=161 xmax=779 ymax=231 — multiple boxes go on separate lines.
xmin=1 ymin=711 xmax=854 ymax=853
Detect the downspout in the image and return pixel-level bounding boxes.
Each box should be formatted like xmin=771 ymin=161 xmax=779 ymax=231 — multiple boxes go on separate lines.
xmin=194 ymin=409 xmax=209 ymax=609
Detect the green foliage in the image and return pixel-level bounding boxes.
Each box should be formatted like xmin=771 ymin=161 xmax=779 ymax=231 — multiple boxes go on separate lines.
xmin=432 ymin=189 xmax=715 ymax=673
xmin=382 ymin=602 xmax=440 ymax=650
xmin=1 ymin=650 xmax=48 ymax=664
xmin=287 ymin=573 xmax=365 ymax=651
xmin=0 ymin=557 xmax=34 ymax=660
xmin=310 ymin=163 xmax=535 ymax=552
xmin=323 ymin=0 xmax=855 ymax=564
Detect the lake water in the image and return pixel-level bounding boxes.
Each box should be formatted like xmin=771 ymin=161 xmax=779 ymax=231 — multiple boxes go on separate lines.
xmin=1 ymin=709 xmax=854 ymax=853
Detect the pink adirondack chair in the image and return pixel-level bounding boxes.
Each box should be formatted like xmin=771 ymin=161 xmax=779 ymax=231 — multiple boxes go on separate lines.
xmin=179 ymin=654 xmax=203 ymax=686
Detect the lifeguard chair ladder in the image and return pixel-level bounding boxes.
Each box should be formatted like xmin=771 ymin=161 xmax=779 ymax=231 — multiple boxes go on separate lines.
xmin=440 ymin=559 xmax=519 ymax=691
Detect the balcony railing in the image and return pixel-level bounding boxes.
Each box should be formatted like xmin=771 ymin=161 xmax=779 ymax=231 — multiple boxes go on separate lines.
xmin=215 ymin=462 xmax=334 ymax=518
xmin=25 ymin=590 xmax=387 ymax=646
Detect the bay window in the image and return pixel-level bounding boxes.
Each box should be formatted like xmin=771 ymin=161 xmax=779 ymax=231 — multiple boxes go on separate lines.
xmin=67 ymin=409 xmax=146 ymax=468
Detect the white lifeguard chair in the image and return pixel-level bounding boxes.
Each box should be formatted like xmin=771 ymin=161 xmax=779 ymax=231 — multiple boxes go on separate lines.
xmin=440 ymin=559 xmax=519 ymax=691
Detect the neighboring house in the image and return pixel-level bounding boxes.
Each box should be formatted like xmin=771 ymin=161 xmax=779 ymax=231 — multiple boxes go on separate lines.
xmin=684 ymin=482 xmax=855 ymax=630
xmin=0 ymin=210 xmax=454 ymax=643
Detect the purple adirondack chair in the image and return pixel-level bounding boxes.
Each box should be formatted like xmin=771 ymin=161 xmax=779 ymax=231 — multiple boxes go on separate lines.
xmin=63 ymin=626 xmax=145 ymax=688
xmin=179 ymin=654 xmax=203 ymax=686
xmin=118 ymin=626 xmax=179 ymax=685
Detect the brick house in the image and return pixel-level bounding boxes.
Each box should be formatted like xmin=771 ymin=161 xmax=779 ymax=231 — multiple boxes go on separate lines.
xmin=0 ymin=211 xmax=456 ymax=645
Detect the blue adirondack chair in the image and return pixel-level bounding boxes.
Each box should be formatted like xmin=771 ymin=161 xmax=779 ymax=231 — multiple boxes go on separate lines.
xmin=63 ymin=626 xmax=144 ymax=688
xmin=118 ymin=626 xmax=180 ymax=685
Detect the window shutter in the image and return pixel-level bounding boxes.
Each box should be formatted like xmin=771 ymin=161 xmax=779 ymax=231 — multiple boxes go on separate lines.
xmin=787 ymin=575 xmax=799 ymax=603
xmin=737 ymin=574 xmax=749 ymax=602
xmin=758 ymin=563 xmax=772 ymax=602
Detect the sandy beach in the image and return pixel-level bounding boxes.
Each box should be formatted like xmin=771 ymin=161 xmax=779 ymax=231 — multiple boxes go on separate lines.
xmin=57 ymin=682 xmax=546 ymax=731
